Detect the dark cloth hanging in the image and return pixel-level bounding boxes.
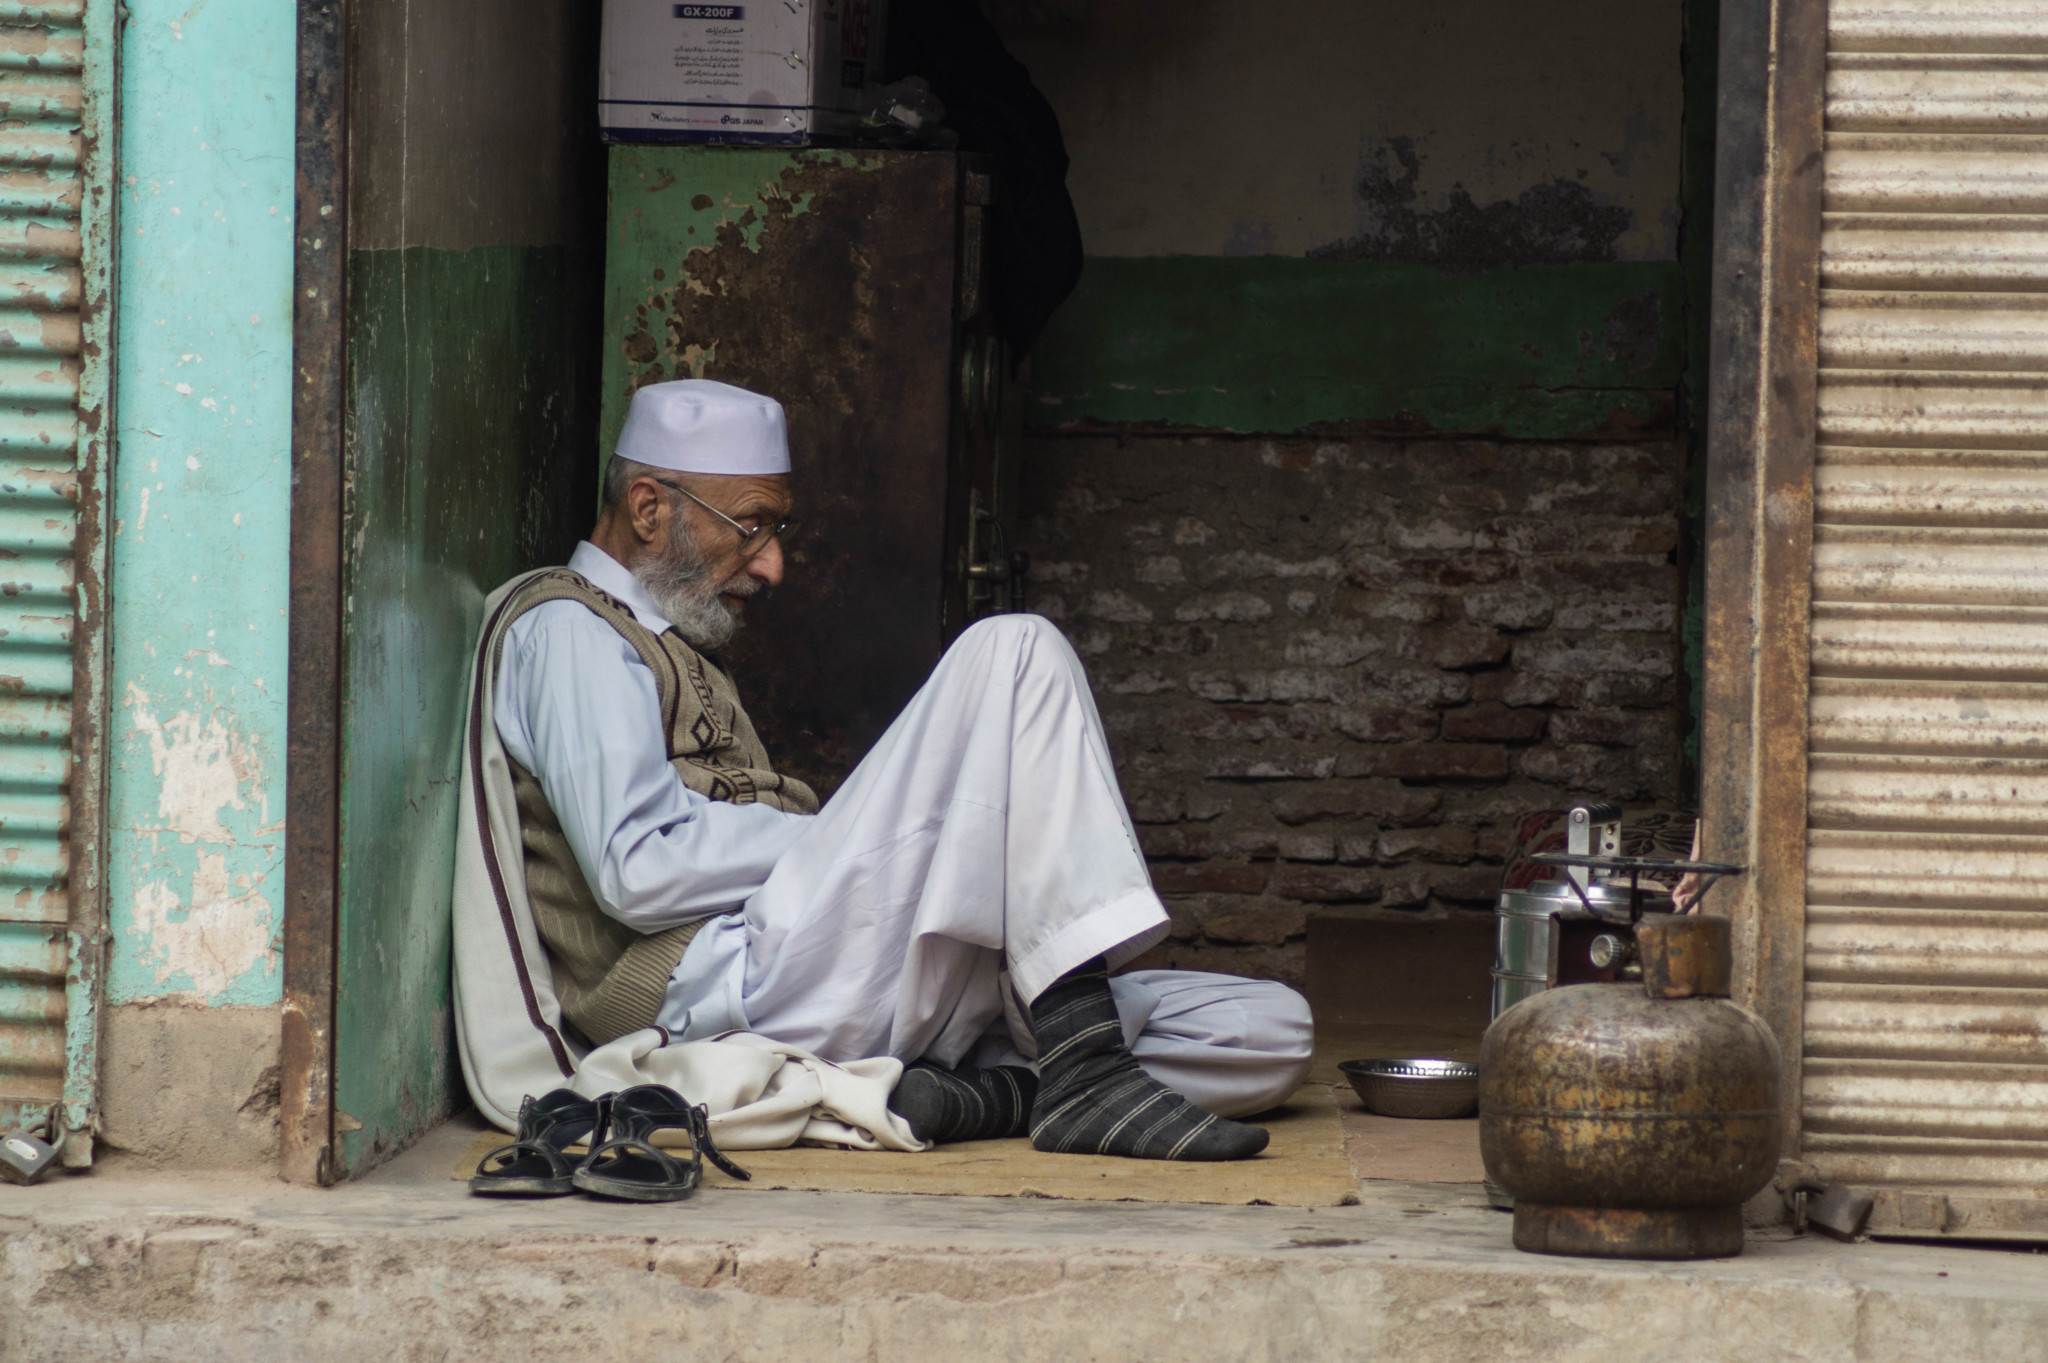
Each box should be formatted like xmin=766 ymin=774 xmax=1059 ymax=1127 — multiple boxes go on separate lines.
xmin=883 ymin=0 xmax=1083 ymax=358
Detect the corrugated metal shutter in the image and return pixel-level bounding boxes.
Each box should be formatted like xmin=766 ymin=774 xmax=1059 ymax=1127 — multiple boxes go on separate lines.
xmin=0 ymin=0 xmax=109 ymax=1154
xmin=1808 ymin=0 xmax=2048 ymax=1237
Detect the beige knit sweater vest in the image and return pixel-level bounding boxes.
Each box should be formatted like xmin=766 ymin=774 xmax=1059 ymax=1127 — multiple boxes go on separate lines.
xmin=495 ymin=569 xmax=819 ymax=1045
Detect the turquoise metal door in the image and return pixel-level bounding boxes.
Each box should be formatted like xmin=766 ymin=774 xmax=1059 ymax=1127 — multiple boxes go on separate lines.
xmin=0 ymin=0 xmax=114 ymax=1158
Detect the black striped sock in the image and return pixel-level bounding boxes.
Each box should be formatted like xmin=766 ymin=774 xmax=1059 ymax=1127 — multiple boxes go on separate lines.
xmin=1027 ymin=960 xmax=1269 ymax=1162
xmin=889 ymin=1061 xmax=1038 ymax=1144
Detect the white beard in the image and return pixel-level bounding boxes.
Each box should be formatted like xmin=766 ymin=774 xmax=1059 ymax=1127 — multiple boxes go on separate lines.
xmin=631 ymin=522 xmax=760 ymax=651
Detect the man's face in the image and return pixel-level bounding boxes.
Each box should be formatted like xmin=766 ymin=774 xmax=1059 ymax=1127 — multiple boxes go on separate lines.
xmin=630 ymin=472 xmax=794 ymax=649
xmin=676 ymin=473 xmax=795 ymax=603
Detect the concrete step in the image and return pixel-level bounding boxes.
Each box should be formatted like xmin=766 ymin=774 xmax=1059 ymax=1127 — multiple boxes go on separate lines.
xmin=2 ymin=1118 xmax=2044 ymax=1361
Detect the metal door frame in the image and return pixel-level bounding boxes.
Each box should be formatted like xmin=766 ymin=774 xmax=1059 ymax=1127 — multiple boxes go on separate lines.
xmin=54 ymin=0 xmax=120 ymax=1161
xmin=281 ymin=0 xmax=348 ymax=1187
xmin=1698 ymin=0 xmax=1826 ymax=1158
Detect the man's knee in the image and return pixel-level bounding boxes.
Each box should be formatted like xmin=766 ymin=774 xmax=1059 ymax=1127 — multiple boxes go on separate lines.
xmin=961 ymin=611 xmax=1067 ymax=651
xmin=953 ymin=612 xmax=1082 ymax=678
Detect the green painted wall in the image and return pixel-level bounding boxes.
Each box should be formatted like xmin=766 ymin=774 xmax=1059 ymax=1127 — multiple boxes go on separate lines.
xmin=334 ymin=245 xmax=592 ymax=1168
xmin=1027 ymin=258 xmax=1683 ymax=439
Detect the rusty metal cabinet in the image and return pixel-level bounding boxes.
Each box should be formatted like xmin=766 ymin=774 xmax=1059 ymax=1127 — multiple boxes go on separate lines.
xmin=600 ymin=146 xmax=1018 ymax=797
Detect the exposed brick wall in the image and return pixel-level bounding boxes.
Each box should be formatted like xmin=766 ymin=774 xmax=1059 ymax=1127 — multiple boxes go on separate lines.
xmin=1017 ymin=434 xmax=1687 ymax=987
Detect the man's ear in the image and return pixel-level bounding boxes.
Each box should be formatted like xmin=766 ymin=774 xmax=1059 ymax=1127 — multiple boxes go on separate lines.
xmin=627 ymin=477 xmax=667 ymax=545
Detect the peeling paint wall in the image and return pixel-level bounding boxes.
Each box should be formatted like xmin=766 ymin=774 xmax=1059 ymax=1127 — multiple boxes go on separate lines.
xmin=1007 ymin=0 xmax=1680 ymax=263
xmin=105 ymin=2 xmax=294 ymax=1013
xmin=999 ymin=0 xmax=1688 ymax=437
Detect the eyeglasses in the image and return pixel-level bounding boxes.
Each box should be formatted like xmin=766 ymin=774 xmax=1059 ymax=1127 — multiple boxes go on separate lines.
xmin=653 ymin=477 xmax=799 ymax=561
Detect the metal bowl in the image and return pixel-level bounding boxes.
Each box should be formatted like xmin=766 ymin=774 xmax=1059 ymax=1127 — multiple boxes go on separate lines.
xmin=1339 ymin=1058 xmax=1481 ymax=1119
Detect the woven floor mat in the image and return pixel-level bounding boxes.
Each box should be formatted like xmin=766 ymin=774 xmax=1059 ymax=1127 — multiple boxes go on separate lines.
xmin=454 ymin=1083 xmax=1358 ymax=1208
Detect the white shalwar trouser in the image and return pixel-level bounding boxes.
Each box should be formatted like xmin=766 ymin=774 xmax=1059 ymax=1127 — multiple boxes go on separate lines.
xmin=733 ymin=614 xmax=1313 ymax=1119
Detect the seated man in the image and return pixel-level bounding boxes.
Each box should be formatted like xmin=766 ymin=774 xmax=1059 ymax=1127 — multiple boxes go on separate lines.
xmin=482 ymin=378 xmax=1312 ymax=1161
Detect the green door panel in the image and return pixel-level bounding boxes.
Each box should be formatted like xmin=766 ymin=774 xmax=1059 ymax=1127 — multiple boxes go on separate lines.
xmin=333 ymin=245 xmax=598 ymax=1173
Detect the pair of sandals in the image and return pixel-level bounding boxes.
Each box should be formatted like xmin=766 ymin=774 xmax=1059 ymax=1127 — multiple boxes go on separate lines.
xmin=469 ymin=1084 xmax=751 ymax=1202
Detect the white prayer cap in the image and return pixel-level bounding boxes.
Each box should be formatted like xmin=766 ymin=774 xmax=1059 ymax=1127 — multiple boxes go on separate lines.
xmin=614 ymin=379 xmax=790 ymax=476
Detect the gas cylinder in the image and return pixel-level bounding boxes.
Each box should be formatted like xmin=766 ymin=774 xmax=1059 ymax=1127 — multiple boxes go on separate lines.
xmin=1478 ymin=913 xmax=1783 ymax=1259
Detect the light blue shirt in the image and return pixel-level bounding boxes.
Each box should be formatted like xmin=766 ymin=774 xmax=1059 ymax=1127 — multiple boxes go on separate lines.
xmin=494 ymin=542 xmax=811 ymax=1035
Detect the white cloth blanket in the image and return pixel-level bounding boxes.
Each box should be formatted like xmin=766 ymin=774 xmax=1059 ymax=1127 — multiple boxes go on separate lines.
xmin=451 ymin=569 xmax=926 ymax=1151
xmin=566 ymin=1028 xmax=918 ymax=1151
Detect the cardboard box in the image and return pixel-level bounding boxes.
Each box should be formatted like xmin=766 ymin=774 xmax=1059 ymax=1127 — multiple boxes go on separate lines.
xmin=600 ymin=0 xmax=888 ymax=145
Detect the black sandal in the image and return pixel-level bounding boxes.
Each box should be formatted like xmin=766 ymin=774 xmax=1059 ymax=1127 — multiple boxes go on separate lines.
xmin=469 ymin=1089 xmax=605 ymax=1197
xmin=571 ymin=1084 xmax=750 ymax=1202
